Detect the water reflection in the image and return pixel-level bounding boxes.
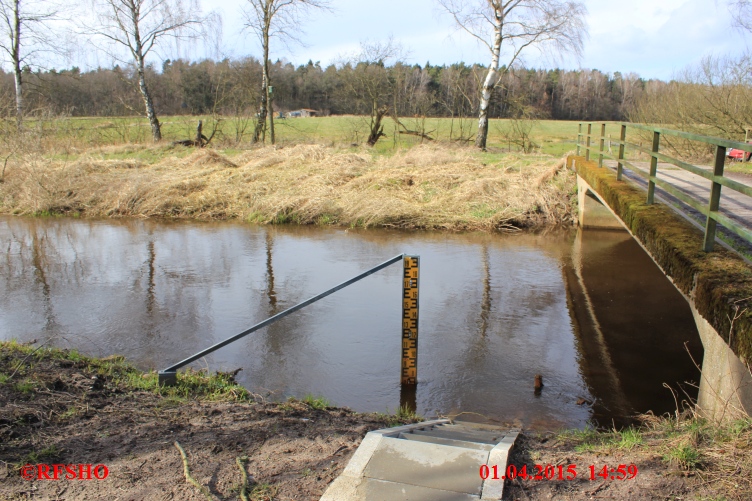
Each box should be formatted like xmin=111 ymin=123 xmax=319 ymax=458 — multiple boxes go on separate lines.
xmin=0 ymin=217 xmax=701 ymax=429
xmin=574 ymin=229 xmax=702 ymax=419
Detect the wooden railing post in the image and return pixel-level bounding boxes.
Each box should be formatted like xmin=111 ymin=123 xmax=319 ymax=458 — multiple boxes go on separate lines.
xmin=598 ymin=123 xmax=606 ymax=168
xmin=617 ymin=124 xmax=627 ymax=181
xmin=576 ymin=123 xmax=582 ymax=156
xmin=703 ymin=146 xmax=727 ymax=251
xmin=585 ymin=123 xmax=592 ymax=161
xmin=647 ymin=131 xmax=660 ymax=205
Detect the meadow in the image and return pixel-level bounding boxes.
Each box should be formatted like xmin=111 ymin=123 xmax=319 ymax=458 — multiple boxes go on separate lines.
xmin=8 ymin=115 xmax=583 ymax=156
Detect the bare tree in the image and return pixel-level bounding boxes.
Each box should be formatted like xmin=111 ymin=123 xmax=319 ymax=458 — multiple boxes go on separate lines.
xmin=729 ymin=0 xmax=752 ymax=32
xmin=630 ymin=53 xmax=752 ymax=157
xmin=438 ymin=0 xmax=586 ymax=150
xmin=84 ymin=0 xmax=205 ymax=141
xmin=242 ymin=0 xmax=329 ymax=145
xmin=0 ymin=0 xmax=61 ymax=128
xmin=336 ymin=40 xmax=407 ymax=147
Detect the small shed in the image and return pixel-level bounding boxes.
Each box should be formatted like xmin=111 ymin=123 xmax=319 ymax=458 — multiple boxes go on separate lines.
xmin=288 ymin=109 xmax=318 ymax=118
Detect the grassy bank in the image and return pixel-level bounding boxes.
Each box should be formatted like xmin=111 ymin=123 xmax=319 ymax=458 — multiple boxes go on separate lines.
xmin=0 ymin=143 xmax=577 ymax=231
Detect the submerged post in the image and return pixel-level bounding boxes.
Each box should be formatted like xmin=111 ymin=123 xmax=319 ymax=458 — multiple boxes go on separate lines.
xmin=401 ymin=256 xmax=420 ymax=386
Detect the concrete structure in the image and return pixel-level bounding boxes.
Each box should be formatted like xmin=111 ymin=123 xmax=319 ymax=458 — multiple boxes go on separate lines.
xmin=321 ymin=420 xmax=519 ymax=501
xmin=577 ymin=175 xmax=624 ymax=230
xmin=571 ymin=155 xmax=752 ymax=421
xmin=288 ymin=108 xmax=318 ymax=118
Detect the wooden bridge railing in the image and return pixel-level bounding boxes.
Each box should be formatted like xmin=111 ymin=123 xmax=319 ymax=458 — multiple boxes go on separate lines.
xmin=576 ymin=122 xmax=752 ymax=252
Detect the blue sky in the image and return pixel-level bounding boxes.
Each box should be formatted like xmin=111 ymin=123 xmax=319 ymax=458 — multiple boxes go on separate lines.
xmin=199 ymin=0 xmax=748 ymax=81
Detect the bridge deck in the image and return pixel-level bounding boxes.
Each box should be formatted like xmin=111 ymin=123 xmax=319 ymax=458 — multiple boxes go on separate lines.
xmin=603 ymin=160 xmax=752 ymax=254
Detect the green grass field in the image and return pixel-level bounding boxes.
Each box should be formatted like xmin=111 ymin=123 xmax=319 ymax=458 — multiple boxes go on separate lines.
xmin=11 ymin=115 xmax=729 ymax=168
xmin=13 ymin=114 xmax=584 ymax=157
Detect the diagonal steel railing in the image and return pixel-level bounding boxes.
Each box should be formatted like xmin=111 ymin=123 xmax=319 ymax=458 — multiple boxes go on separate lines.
xmin=158 ymin=254 xmax=406 ymax=385
xmin=576 ymin=122 xmax=752 ymax=252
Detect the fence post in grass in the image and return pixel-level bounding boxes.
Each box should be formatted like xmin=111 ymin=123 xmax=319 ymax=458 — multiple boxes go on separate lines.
xmin=598 ymin=123 xmax=606 ymax=168
xmin=617 ymin=124 xmax=627 ymax=181
xmin=703 ymin=145 xmax=727 ymax=252
xmin=577 ymin=123 xmax=582 ymax=156
xmin=585 ymin=123 xmax=592 ymax=161
xmin=647 ymin=130 xmax=660 ymax=205
xmin=401 ymin=256 xmax=420 ymax=387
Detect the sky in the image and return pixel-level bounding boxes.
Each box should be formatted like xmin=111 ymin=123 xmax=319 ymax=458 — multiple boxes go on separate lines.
xmin=19 ymin=0 xmax=750 ymax=81
xmin=191 ymin=0 xmax=747 ymax=81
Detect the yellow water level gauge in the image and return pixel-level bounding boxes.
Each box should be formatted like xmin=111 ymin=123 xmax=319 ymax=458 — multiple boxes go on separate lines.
xmin=401 ymin=255 xmax=420 ymax=386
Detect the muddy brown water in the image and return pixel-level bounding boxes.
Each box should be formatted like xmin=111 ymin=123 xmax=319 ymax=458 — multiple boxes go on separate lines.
xmin=0 ymin=216 xmax=702 ymax=429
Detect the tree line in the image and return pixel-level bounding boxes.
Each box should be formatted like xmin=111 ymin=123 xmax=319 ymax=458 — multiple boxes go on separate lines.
xmin=0 ymin=59 xmax=650 ymax=123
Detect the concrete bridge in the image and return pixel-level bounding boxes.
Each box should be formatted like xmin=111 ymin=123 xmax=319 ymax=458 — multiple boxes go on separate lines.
xmin=571 ymin=153 xmax=752 ymax=421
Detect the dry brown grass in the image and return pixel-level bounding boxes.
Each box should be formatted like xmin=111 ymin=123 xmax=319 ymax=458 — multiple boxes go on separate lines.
xmin=0 ymin=143 xmax=576 ymax=231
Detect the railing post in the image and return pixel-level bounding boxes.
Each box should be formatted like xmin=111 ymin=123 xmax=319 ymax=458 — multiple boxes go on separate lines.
xmin=703 ymin=145 xmax=727 ymax=252
xmin=617 ymin=124 xmax=626 ymax=181
xmin=401 ymin=256 xmax=420 ymax=387
xmin=598 ymin=123 xmax=606 ymax=168
xmin=647 ymin=131 xmax=660 ymax=205
xmin=576 ymin=123 xmax=582 ymax=156
xmin=585 ymin=123 xmax=592 ymax=161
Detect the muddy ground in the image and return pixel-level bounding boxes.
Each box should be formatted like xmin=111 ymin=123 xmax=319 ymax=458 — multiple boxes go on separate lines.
xmin=503 ymin=433 xmax=715 ymax=501
xmin=0 ymin=345 xmax=399 ymax=501
xmin=0 ymin=343 xmax=741 ymax=500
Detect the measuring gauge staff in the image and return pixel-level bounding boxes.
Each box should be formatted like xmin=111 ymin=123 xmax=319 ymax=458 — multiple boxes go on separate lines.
xmin=401 ymin=256 xmax=419 ymax=386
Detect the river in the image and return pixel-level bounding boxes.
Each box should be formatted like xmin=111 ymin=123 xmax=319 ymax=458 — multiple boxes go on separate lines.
xmin=0 ymin=216 xmax=702 ymax=429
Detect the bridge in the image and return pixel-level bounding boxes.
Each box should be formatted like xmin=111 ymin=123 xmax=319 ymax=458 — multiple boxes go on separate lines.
xmin=573 ymin=122 xmax=752 ymax=422
xmin=318 ymin=125 xmax=752 ymax=501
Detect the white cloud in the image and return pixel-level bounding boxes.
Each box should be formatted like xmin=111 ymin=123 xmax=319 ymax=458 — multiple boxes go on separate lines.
xmin=43 ymin=0 xmax=752 ymax=80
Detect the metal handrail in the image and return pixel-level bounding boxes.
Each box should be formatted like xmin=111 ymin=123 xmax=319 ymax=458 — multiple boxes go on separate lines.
xmin=575 ymin=122 xmax=752 ymax=252
xmin=158 ymin=254 xmax=406 ymax=385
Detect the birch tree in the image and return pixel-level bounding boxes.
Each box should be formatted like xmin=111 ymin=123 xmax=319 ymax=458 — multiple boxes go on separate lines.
xmin=85 ymin=0 xmax=204 ymax=141
xmin=242 ymin=0 xmax=329 ymax=145
xmin=439 ymin=0 xmax=586 ymax=150
xmin=0 ymin=0 xmax=61 ymax=128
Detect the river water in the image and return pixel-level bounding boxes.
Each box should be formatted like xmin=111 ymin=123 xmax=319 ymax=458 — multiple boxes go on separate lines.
xmin=0 ymin=216 xmax=702 ymax=429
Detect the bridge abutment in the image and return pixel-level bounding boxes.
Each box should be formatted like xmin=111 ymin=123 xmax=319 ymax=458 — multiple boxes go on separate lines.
xmin=577 ymin=175 xmax=626 ymax=230
xmin=692 ymin=307 xmax=752 ymax=421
